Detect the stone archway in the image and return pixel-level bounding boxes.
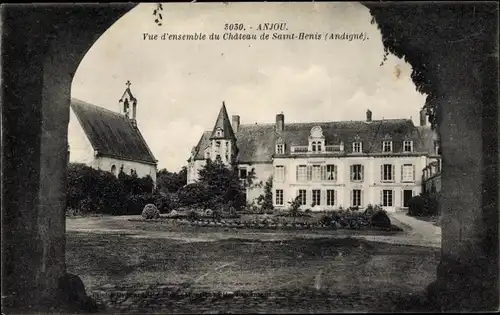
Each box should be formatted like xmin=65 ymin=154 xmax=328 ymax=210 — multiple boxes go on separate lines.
xmin=1 ymin=2 xmax=498 ymax=313
xmin=2 ymin=4 xmax=137 ymax=311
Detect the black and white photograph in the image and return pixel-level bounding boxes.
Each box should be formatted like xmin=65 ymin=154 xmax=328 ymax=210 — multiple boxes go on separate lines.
xmin=1 ymin=1 xmax=499 ymax=314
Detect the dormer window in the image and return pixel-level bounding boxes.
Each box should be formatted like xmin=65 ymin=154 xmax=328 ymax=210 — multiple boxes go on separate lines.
xmin=276 ymin=137 xmax=285 ymax=155
xmin=403 ymin=140 xmax=414 ymax=153
xmin=352 ymin=142 xmax=362 ymax=153
xmin=276 ymin=144 xmax=284 ymax=154
xmin=215 ymin=128 xmax=223 ymax=137
xmin=309 ymin=126 xmax=325 ymax=153
xmin=383 ymin=141 xmax=393 ymax=152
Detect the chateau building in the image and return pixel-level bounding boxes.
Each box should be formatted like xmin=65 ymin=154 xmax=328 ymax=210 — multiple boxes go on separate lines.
xmin=187 ymin=102 xmax=439 ymax=212
xmin=68 ymin=82 xmax=158 ymax=187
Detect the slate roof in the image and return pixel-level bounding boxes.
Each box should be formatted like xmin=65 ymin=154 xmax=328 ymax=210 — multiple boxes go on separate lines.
xmin=210 ymin=102 xmax=236 ymax=140
xmin=71 ymin=98 xmax=157 ymax=164
xmin=191 ymin=118 xmax=437 ymax=163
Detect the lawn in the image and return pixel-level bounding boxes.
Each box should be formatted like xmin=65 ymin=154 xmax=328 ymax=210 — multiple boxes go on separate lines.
xmin=65 ymin=216 xmax=441 ymax=313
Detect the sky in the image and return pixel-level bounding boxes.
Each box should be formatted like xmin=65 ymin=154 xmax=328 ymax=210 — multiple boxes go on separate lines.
xmin=71 ymin=2 xmax=427 ymax=172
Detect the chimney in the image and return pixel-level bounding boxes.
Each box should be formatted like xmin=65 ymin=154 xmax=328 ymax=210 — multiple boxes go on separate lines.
xmin=366 ymin=109 xmax=372 ymax=122
xmin=232 ymin=115 xmax=240 ymax=133
xmin=419 ymin=108 xmax=427 ymax=126
xmin=276 ymin=112 xmax=284 ymax=132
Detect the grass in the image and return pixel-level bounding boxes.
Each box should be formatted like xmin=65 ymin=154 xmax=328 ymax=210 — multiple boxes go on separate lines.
xmin=66 ymin=223 xmax=439 ymax=297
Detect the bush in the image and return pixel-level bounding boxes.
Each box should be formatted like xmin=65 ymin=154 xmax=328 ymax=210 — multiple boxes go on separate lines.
xmin=177 ymin=182 xmax=211 ymax=208
xmin=425 ymin=193 xmax=440 ymax=216
xmin=122 ymin=194 xmax=156 ymax=215
xmin=318 ymin=215 xmax=333 ymax=226
xmin=187 ymin=211 xmax=199 ymax=221
xmin=370 ymin=210 xmax=391 ymax=228
xmin=142 ymin=204 xmax=160 ymax=220
xmin=408 ymin=195 xmax=426 ymax=216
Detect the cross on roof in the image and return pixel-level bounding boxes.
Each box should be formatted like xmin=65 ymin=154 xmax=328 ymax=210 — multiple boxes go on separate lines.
xmin=126 ymin=80 xmax=131 ymax=88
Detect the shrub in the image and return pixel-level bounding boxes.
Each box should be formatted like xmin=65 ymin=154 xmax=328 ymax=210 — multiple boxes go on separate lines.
xmin=288 ymin=196 xmax=302 ymax=217
xmin=123 ymin=194 xmax=156 ymax=215
xmin=177 ymin=182 xmax=211 ymax=208
xmin=256 ymin=176 xmax=274 ymax=212
xmin=205 ymin=209 xmax=214 ymax=217
xmin=212 ymin=210 xmax=222 ymax=221
xmin=408 ymin=195 xmax=426 ymax=216
xmin=425 ymin=193 xmax=440 ymax=216
xmin=142 ymin=204 xmax=160 ymax=220
xmin=370 ymin=210 xmax=391 ymax=228
xmin=318 ymin=215 xmax=333 ymax=226
xmin=187 ymin=211 xmax=199 ymax=221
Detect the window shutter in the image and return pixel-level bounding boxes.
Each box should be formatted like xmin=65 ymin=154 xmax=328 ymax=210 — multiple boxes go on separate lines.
xmin=334 ymin=165 xmax=338 ymax=181
xmin=380 ymin=165 xmax=384 ymax=181
xmin=350 ymin=165 xmax=353 ymax=181
xmin=361 ymin=165 xmax=364 ymax=182
xmin=392 ymin=189 xmax=395 ymax=207
xmin=321 ymin=189 xmax=326 ymax=206
xmin=283 ymin=166 xmax=287 ymax=181
xmin=321 ymin=165 xmax=326 ymax=181
xmin=401 ymin=165 xmax=403 ymax=182
xmin=307 ymin=165 xmax=312 ymax=181
xmin=380 ymin=190 xmax=384 ymax=205
xmin=361 ymin=190 xmax=364 ymax=207
xmin=401 ymin=189 xmax=404 ymax=207
xmin=350 ymin=190 xmax=353 ymax=207
xmin=296 ymin=165 xmax=299 ymax=181
xmin=412 ymin=165 xmax=416 ymax=181
xmin=391 ymin=165 xmax=395 ymax=181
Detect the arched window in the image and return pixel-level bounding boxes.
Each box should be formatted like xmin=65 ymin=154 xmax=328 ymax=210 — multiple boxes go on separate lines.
xmin=317 ymin=142 xmax=322 ymax=152
xmin=111 ymin=165 xmax=116 ymax=175
xmin=312 ymin=142 xmax=317 ymax=152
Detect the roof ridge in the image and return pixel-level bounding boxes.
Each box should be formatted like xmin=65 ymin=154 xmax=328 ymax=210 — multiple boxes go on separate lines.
xmin=71 ymin=98 xmax=125 ymax=118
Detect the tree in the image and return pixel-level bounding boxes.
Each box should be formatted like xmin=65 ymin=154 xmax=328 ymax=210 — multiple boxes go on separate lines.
xmin=197 ymin=157 xmax=246 ymax=210
xmin=256 ymin=176 xmax=273 ymax=211
xmin=156 ymin=167 xmax=187 ymax=193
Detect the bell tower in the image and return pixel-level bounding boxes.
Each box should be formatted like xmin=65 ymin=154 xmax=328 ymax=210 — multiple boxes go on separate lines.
xmin=209 ymin=101 xmax=238 ymax=165
xmin=119 ymin=80 xmax=138 ymax=127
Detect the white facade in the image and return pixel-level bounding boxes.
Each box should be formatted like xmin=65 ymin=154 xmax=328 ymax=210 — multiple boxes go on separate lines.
xmin=68 ymin=107 xmax=157 ymax=187
xmin=272 ymin=154 xmax=427 ymax=212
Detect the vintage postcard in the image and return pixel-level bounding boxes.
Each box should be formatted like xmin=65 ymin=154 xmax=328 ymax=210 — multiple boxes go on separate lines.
xmin=2 ymin=1 xmax=499 ymax=314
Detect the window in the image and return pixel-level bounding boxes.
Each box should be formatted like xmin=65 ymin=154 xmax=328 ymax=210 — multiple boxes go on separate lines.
xmin=312 ymin=190 xmax=321 ymax=206
xmin=298 ymin=189 xmax=307 ymax=205
xmin=276 ymin=144 xmax=284 ymax=154
xmin=216 ymin=141 xmax=221 ymax=148
xmin=382 ymin=164 xmax=394 ymax=181
xmin=297 ymin=165 xmax=307 ymax=182
xmin=275 ymin=189 xmax=284 ymax=206
xmin=326 ymin=165 xmax=337 ymax=181
xmin=111 ymin=165 xmax=116 ymax=175
xmin=275 ymin=165 xmax=285 ymax=182
xmin=351 ymin=164 xmax=363 ymax=181
xmin=383 ymin=141 xmax=393 ymax=152
xmin=352 ymin=142 xmax=362 ymax=153
xmin=327 ymin=190 xmax=336 ymax=206
xmin=312 ymin=165 xmax=321 ymax=181
xmin=216 ymin=154 xmax=221 ymax=161
xmin=317 ymin=142 xmax=322 ymax=152
xmin=215 ymin=128 xmax=223 ymax=137
xmin=433 ymin=140 xmax=440 ymax=154
xmin=401 ymin=164 xmax=415 ymax=182
xmin=403 ymin=140 xmax=413 ymax=152
xmin=239 ymin=168 xmax=247 ymax=179
xmin=312 ymin=142 xmax=317 ymax=152
xmin=382 ymin=190 xmax=393 ymax=207
xmin=205 ymin=151 xmax=210 ymax=159
xmin=352 ymin=189 xmax=362 ymax=207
